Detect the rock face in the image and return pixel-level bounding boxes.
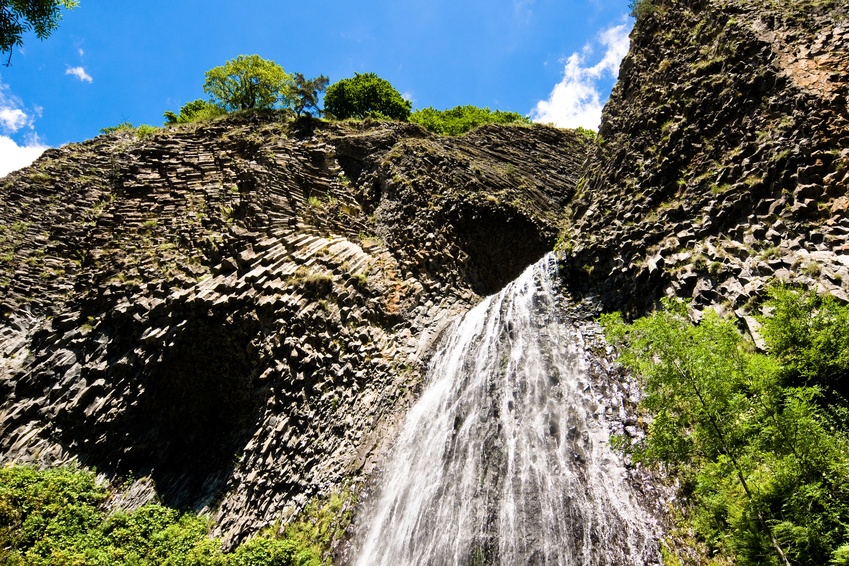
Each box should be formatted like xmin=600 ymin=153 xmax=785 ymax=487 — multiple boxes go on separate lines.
xmin=563 ymin=0 xmax=849 ymax=317
xmin=0 ymin=113 xmax=587 ymax=544
xmin=3 ymin=0 xmax=849 ymax=555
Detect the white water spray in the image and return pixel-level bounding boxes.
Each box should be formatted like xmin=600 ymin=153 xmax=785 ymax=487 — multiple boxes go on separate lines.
xmin=354 ymin=254 xmax=658 ymax=565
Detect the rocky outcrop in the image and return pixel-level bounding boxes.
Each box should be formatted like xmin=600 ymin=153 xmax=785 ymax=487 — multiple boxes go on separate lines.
xmin=0 ymin=113 xmax=587 ymax=544
xmin=563 ymin=0 xmax=849 ymax=319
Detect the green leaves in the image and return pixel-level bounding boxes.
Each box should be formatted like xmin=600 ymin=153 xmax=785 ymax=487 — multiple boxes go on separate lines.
xmin=409 ymin=105 xmax=530 ymax=136
xmin=203 ymin=54 xmax=294 ymax=112
xmin=0 ymin=465 xmax=332 ymax=565
xmin=323 ymin=72 xmax=411 ymax=121
xmin=163 ymin=99 xmax=226 ymax=125
xmin=602 ymin=294 xmax=849 ymax=565
xmin=0 ymin=0 xmax=78 ymax=63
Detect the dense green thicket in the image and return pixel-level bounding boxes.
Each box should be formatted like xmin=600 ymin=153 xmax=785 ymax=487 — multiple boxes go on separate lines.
xmin=409 ymin=105 xmax=530 ymax=135
xmin=601 ymin=289 xmax=849 ymax=566
xmin=164 ymin=99 xmax=227 ymax=125
xmin=323 ymin=72 xmax=411 ymax=121
xmin=0 ymin=465 xmax=349 ymax=565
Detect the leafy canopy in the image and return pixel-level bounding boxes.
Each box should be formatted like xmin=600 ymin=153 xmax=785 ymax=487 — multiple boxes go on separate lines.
xmin=601 ymin=290 xmax=849 ymax=566
xmin=203 ymin=54 xmax=294 ymax=112
xmin=409 ymin=105 xmax=530 ymax=136
xmin=0 ymin=0 xmax=77 ymax=65
xmin=323 ymin=72 xmax=411 ymax=121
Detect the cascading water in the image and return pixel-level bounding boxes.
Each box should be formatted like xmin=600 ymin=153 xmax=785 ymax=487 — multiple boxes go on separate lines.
xmin=352 ymin=253 xmax=659 ymax=565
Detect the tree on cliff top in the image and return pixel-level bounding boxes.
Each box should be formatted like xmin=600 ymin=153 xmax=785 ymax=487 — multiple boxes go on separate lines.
xmin=323 ymin=72 xmax=411 ymax=121
xmin=1 ymin=0 xmax=78 ymax=65
xmin=291 ymin=72 xmax=329 ymax=117
xmin=203 ymin=54 xmax=294 ymax=111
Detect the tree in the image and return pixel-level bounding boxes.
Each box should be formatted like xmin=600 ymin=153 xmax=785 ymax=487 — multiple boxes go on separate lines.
xmin=203 ymin=54 xmax=294 ymax=112
xmin=163 ymin=99 xmax=226 ymax=125
xmin=0 ymin=0 xmax=78 ymax=66
xmin=291 ymin=73 xmax=328 ymax=117
xmin=323 ymin=72 xmax=411 ymax=121
xmin=601 ymin=297 xmax=849 ymax=566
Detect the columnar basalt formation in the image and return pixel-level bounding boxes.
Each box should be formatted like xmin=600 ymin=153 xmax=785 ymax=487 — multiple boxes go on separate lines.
xmin=563 ymin=0 xmax=849 ymax=318
xmin=0 ymin=113 xmax=587 ymax=544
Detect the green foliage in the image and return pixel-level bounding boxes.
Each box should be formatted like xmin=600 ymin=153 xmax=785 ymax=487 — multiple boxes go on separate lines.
xmin=0 ymin=465 xmax=340 ymax=565
xmin=291 ymin=73 xmax=329 ymax=117
xmin=323 ymin=72 xmax=411 ymax=121
xmin=164 ymin=99 xmax=227 ymax=125
xmin=601 ymin=294 xmax=849 ymax=566
xmin=135 ymin=124 xmax=158 ymax=139
xmin=757 ymin=285 xmax=849 ymax=397
xmin=204 ymin=54 xmax=294 ymax=112
xmin=409 ymin=105 xmax=530 ymax=136
xmin=628 ymin=0 xmax=660 ymax=21
xmin=0 ymin=0 xmax=78 ymax=64
xmin=573 ymin=127 xmax=598 ymax=143
xmin=99 ymin=122 xmax=135 ymax=135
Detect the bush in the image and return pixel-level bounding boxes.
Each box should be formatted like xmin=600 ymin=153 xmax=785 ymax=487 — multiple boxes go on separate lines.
xmin=323 ymin=72 xmax=411 ymax=121
xmin=601 ymin=294 xmax=849 ymax=566
xmin=164 ymin=99 xmax=227 ymax=125
xmin=409 ymin=105 xmax=530 ymax=136
xmin=99 ymin=122 xmax=135 ymax=135
xmin=629 ymin=0 xmax=660 ymax=20
xmin=0 ymin=465 xmax=339 ymax=565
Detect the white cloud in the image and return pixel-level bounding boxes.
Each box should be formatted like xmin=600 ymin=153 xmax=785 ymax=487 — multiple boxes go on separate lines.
xmin=531 ymin=21 xmax=632 ymax=129
xmin=66 ymin=66 xmax=93 ymax=83
xmin=0 ymin=83 xmax=34 ymax=133
xmin=0 ymin=107 xmax=28 ymax=132
xmin=0 ymin=80 xmax=49 ymax=176
xmin=0 ymin=134 xmax=48 ymax=178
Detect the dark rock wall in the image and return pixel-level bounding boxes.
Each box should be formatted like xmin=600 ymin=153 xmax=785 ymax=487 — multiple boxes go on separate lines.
xmin=563 ymin=0 xmax=849 ymax=317
xmin=0 ymin=113 xmax=587 ymax=544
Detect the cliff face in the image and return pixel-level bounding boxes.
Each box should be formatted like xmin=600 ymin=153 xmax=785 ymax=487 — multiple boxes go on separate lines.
xmin=4 ymin=0 xmax=849 ymax=555
xmin=0 ymin=114 xmax=587 ymax=544
xmin=564 ymin=0 xmax=849 ymax=319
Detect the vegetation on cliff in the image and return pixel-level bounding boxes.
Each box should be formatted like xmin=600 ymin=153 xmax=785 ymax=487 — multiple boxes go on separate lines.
xmin=602 ymin=289 xmax=849 ymax=566
xmin=0 ymin=464 xmax=351 ymax=565
xmin=409 ymin=105 xmax=530 ymax=136
xmin=323 ymin=72 xmax=412 ymax=121
xmin=159 ymin=55 xmax=535 ymax=135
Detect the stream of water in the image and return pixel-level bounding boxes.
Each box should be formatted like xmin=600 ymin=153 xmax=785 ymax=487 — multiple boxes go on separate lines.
xmin=353 ymin=254 xmax=659 ymax=565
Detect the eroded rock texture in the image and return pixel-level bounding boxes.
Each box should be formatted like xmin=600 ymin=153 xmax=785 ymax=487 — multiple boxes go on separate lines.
xmin=0 ymin=113 xmax=587 ymax=544
xmin=563 ymin=0 xmax=849 ymax=318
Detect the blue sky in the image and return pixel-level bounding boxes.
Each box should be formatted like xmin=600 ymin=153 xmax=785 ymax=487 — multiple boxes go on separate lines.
xmin=0 ymin=0 xmax=632 ymax=176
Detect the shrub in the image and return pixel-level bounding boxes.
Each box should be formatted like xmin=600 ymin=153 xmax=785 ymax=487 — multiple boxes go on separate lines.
xmin=324 ymin=73 xmax=411 ymax=121
xmin=409 ymin=105 xmax=530 ymax=136
xmin=99 ymin=122 xmax=135 ymax=135
xmin=602 ymin=293 xmax=849 ymax=566
xmin=629 ymin=0 xmax=660 ymax=20
xmin=164 ymin=99 xmax=227 ymax=125
xmin=0 ymin=465 xmax=341 ymax=565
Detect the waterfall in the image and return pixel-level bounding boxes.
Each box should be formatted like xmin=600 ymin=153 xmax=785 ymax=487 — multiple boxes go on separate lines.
xmin=353 ymin=254 xmax=659 ymax=565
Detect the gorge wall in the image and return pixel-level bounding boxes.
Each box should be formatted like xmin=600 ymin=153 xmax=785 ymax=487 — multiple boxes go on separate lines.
xmin=0 ymin=114 xmax=586 ymax=544
xmin=1 ymin=0 xmax=848 ymax=558
xmin=563 ymin=0 xmax=849 ymax=324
